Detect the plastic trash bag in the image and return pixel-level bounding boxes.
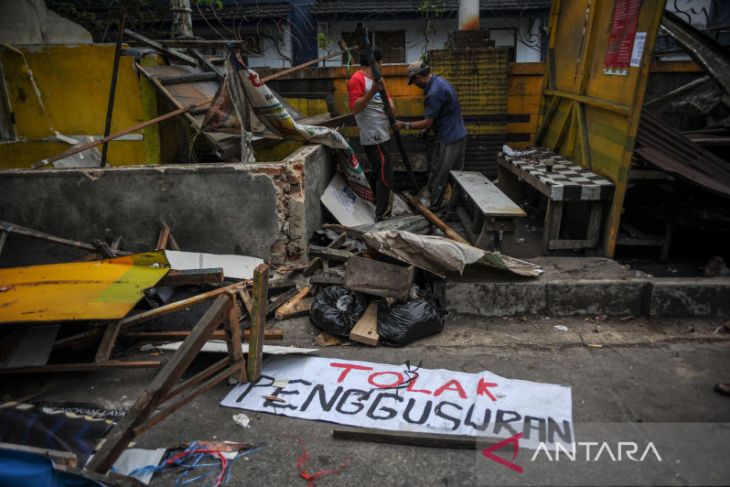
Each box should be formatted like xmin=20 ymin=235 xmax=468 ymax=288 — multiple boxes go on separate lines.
xmin=310 ymin=286 xmax=368 ymax=337
xmin=377 ymin=298 xmax=445 ymax=347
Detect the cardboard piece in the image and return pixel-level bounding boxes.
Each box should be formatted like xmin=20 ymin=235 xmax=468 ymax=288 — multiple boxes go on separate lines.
xmin=321 ymin=173 xmax=375 ymax=228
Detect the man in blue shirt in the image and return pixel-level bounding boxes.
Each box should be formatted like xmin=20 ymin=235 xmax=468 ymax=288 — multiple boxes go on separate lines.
xmin=395 ymin=60 xmax=467 ymax=208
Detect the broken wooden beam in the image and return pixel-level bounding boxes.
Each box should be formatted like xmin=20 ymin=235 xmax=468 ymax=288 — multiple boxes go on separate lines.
xmin=0 ymin=220 xmax=94 ymax=253
xmin=158 ymin=72 xmax=219 ymax=85
xmin=403 ymin=192 xmax=469 ymax=244
xmin=87 ymin=296 xmax=230 ymax=473
xmin=308 ymin=244 xmax=354 ymax=262
xmin=247 ymin=264 xmax=269 ymax=382
xmin=157 ymin=268 xmax=224 ymax=287
xmin=119 ymin=281 xmax=248 ymax=331
xmin=124 ymin=28 xmax=197 ymax=65
xmin=332 ymin=427 xmax=478 ymax=449
xmin=275 ymin=287 xmax=311 ymax=320
xmin=309 ymin=275 xmax=344 ymax=286
xmin=123 ymin=328 xmax=284 ymax=341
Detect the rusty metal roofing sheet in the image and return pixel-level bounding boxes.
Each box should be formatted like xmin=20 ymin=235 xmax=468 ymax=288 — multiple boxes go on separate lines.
xmin=636 ymin=111 xmax=730 ymax=197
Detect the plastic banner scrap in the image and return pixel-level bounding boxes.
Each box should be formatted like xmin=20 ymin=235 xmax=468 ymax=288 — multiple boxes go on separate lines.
xmin=221 ymin=356 xmax=573 ymax=450
xmin=202 ymin=49 xmax=374 ymax=201
xmin=127 ymin=441 xmax=261 ymax=487
xmin=361 ymin=231 xmax=544 ymax=278
xmin=0 ymin=251 xmax=170 ymax=323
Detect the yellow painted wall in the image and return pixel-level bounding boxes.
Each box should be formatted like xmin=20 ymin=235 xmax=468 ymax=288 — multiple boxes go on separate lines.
xmin=0 ymin=44 xmax=158 ymax=169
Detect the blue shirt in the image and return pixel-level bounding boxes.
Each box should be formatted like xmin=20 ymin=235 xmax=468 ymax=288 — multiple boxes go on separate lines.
xmin=424 ymin=75 xmax=467 ymax=145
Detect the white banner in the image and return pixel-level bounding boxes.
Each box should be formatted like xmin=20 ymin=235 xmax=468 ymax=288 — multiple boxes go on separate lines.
xmin=221 ymin=356 xmax=573 ymax=448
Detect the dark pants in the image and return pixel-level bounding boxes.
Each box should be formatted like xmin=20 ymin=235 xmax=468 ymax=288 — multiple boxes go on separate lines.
xmin=363 ymin=142 xmax=394 ymax=220
xmin=428 ymin=136 xmax=466 ymax=206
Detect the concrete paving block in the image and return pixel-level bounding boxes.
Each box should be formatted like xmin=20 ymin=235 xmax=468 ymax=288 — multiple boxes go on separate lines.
xmin=649 ymin=279 xmax=730 ymax=317
xmin=445 ymin=281 xmax=546 ymax=316
xmin=546 ymin=280 xmax=650 ymax=316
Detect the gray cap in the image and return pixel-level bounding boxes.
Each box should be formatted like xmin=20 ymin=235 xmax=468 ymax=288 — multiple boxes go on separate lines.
xmin=407 ymin=60 xmax=429 ymax=85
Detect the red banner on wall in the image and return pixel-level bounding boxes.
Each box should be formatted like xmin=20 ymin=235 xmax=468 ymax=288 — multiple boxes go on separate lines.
xmin=604 ymin=0 xmax=643 ymax=75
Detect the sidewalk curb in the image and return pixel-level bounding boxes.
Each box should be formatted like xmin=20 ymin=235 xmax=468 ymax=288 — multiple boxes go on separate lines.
xmin=445 ymin=278 xmax=730 ymax=318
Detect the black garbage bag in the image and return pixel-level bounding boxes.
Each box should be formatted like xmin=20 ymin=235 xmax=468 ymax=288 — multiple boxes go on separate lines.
xmin=377 ymin=298 xmax=445 ymax=347
xmin=309 ymin=286 xmax=369 ymax=337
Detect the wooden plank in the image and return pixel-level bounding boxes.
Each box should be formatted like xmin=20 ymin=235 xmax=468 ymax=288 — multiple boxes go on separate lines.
xmin=189 ymin=49 xmax=224 ymax=79
xmin=157 ymin=268 xmax=224 ymax=287
xmin=123 ymin=328 xmax=284 ymax=341
xmin=132 ymin=362 xmax=243 ymax=438
xmin=156 ymin=223 xmax=171 ymax=250
xmin=450 ymin=171 xmax=526 ymax=217
xmin=309 ymin=275 xmax=344 ymax=286
xmin=239 ymin=288 xmax=254 ymax=317
xmin=302 ymin=257 xmax=323 ymax=277
xmin=327 ymin=232 xmax=348 ymax=250
xmin=308 ymin=245 xmax=353 ymax=262
xmin=276 ymin=297 xmax=313 ymax=320
xmin=119 ymin=281 xmax=247 ymax=330
xmin=161 ymin=357 xmax=229 ymax=403
xmin=274 ymin=287 xmax=310 ymax=320
xmin=403 ymin=193 xmax=469 ymax=244
xmin=224 ymin=291 xmax=246 ymax=382
xmin=541 ymin=199 xmax=563 ymax=255
xmin=345 ymin=256 xmax=414 ymax=300
xmin=247 ymin=264 xmax=269 ymax=382
xmin=94 ymin=321 xmax=122 ymax=364
xmin=0 ymin=220 xmax=96 ymax=253
xmin=0 ymin=360 xmax=161 ymax=374
xmin=159 ymin=72 xmax=218 ymax=85
xmin=349 ymin=302 xmax=379 ymax=346
xmin=87 ymin=296 xmax=229 ymax=473
xmin=0 ymin=442 xmax=78 ymax=468
xmin=124 ymin=29 xmax=197 ymax=65
xmin=332 ymin=427 xmax=478 ymax=449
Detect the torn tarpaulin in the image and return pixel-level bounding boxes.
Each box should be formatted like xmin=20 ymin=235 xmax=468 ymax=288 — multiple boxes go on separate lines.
xmin=203 ymin=48 xmax=374 ymax=201
xmin=361 ymin=231 xmax=543 ymax=278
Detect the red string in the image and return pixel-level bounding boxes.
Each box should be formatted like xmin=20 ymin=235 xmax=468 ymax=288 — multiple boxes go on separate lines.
xmin=296 ymin=439 xmax=348 ymax=487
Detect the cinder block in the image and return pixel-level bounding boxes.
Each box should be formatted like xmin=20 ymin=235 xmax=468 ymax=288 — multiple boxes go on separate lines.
xmin=649 ymin=279 xmax=730 ymax=318
xmin=445 ymin=281 xmax=546 ymax=316
xmin=546 ymin=280 xmax=650 ymax=316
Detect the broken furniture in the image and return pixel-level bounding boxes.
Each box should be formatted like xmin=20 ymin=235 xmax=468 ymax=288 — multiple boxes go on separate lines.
xmin=448 ymin=170 xmax=526 ymax=250
xmin=497 ymin=149 xmax=614 ymax=255
xmin=85 ymin=263 xmax=270 ymax=475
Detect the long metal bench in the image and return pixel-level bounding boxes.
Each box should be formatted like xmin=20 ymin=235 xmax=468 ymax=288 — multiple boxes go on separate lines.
xmin=448 ymin=170 xmax=526 ymax=250
xmin=497 ymin=148 xmax=614 ymax=255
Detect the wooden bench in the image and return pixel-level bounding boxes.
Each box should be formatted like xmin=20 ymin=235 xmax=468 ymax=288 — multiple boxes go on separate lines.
xmin=448 ymin=170 xmax=526 ymax=250
xmin=497 ymin=148 xmax=614 ymax=255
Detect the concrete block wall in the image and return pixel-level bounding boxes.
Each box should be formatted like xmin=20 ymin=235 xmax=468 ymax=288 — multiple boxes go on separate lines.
xmin=0 ymin=145 xmax=331 ymax=267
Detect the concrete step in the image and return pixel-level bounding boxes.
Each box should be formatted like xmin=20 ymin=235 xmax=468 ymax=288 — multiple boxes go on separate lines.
xmin=444 ymin=258 xmax=730 ymax=318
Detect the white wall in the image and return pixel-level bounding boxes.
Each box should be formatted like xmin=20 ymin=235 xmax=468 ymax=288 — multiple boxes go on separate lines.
xmin=240 ymin=24 xmax=294 ymax=69
xmin=317 ymin=14 xmax=545 ymax=66
xmin=665 ymin=0 xmax=714 ymax=28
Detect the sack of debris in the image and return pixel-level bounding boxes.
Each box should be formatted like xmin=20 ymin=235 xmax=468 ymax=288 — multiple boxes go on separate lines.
xmin=377 ymin=298 xmax=445 ymax=346
xmin=310 ymin=286 xmax=369 ymax=337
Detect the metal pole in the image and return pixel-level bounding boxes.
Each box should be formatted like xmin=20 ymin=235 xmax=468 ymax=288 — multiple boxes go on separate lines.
xmin=358 ymin=26 xmax=418 ymax=190
xmin=100 ymin=12 xmax=126 ymax=167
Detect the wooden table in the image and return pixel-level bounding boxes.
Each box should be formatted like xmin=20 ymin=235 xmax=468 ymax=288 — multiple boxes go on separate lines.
xmin=497 ymin=149 xmax=614 ymax=255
